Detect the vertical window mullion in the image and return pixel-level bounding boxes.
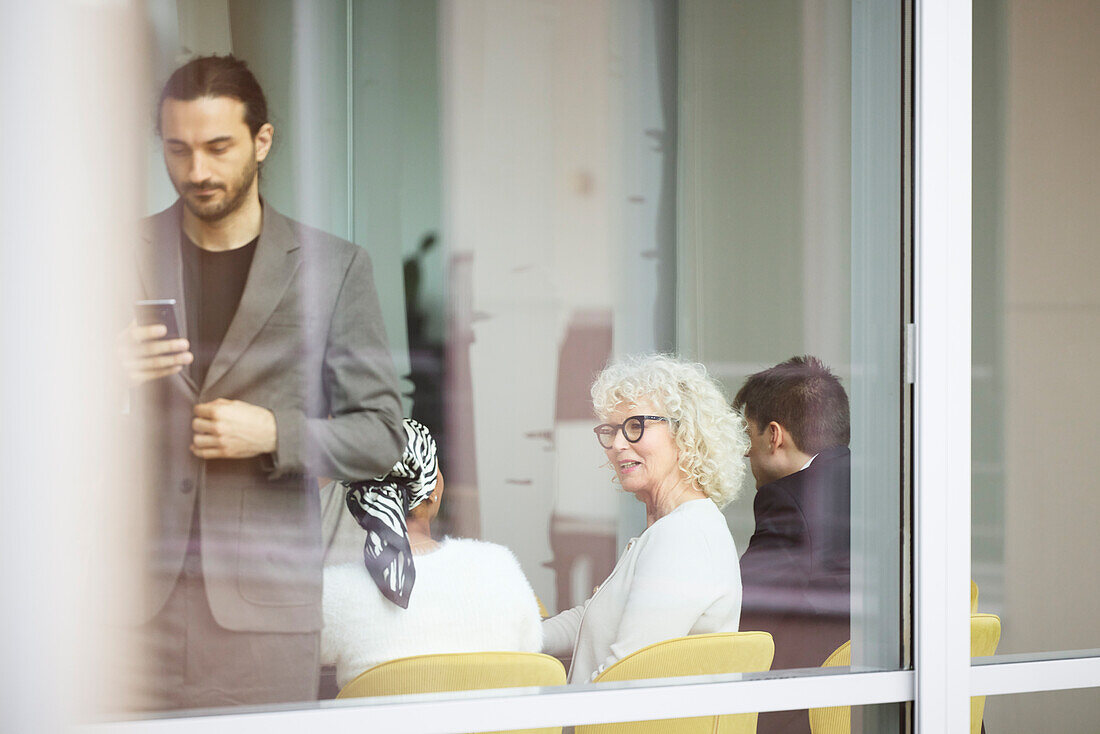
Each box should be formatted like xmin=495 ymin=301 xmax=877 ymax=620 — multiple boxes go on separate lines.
xmin=914 ymin=0 xmax=973 ymax=732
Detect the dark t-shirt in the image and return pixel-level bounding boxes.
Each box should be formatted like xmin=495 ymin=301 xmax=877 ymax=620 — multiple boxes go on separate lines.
xmin=180 ymin=232 xmax=258 ymax=386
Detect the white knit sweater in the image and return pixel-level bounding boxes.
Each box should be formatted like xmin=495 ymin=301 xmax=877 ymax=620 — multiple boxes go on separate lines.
xmin=321 ymin=538 xmax=543 ymax=689
xmin=542 ymin=498 xmax=742 ymax=682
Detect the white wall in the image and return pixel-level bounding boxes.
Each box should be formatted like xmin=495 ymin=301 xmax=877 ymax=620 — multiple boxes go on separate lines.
xmin=676 ymin=0 xmax=854 ymax=548
xmin=440 ymin=0 xmax=617 ymax=604
xmin=979 ymin=0 xmax=1100 ymax=730
xmin=440 ymin=0 xmax=681 ymax=605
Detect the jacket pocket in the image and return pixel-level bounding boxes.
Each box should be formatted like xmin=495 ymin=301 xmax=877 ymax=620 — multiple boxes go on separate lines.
xmin=237 ymin=480 xmax=322 ymax=606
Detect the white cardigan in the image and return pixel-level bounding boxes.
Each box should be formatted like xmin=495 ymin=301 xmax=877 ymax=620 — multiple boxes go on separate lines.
xmin=322 ymin=538 xmax=543 ymax=689
xmin=542 ymin=499 xmax=742 ymax=682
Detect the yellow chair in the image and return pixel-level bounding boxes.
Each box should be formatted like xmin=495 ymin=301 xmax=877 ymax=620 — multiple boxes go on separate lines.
xmin=807 ymin=641 xmax=851 ymax=734
xmin=576 ymin=631 xmax=775 ymax=734
xmin=970 ymin=613 xmax=1001 ymax=734
xmin=337 ymin=651 xmax=567 ymax=734
xmin=971 ymin=580 xmax=979 ymax=613
xmin=808 ymin=614 xmax=1002 ymax=734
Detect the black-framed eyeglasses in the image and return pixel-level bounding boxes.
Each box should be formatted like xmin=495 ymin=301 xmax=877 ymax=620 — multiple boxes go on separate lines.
xmin=593 ymin=415 xmax=671 ymax=449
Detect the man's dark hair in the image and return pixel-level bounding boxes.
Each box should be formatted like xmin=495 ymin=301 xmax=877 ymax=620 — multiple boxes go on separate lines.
xmin=156 ymin=55 xmax=268 ymax=137
xmin=733 ymin=355 xmax=850 ymax=454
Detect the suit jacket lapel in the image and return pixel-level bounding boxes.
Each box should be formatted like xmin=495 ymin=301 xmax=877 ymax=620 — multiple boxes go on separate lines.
xmin=137 ymin=201 xmax=199 ymax=397
xmin=201 ymin=205 xmax=301 ymax=396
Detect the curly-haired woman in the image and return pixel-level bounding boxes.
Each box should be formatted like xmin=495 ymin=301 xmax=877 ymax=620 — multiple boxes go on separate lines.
xmin=542 ymin=354 xmax=749 ymax=683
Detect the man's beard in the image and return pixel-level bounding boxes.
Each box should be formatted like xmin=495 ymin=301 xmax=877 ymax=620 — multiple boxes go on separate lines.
xmin=176 ymin=156 xmax=258 ymax=223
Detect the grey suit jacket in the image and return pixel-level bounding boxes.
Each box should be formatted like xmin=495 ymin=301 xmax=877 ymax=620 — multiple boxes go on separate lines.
xmin=130 ymin=200 xmax=404 ymax=633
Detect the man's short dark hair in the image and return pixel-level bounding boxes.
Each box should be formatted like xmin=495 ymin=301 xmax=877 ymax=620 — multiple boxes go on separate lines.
xmin=156 ymin=55 xmax=268 ymax=137
xmin=733 ymin=355 xmax=850 ymax=454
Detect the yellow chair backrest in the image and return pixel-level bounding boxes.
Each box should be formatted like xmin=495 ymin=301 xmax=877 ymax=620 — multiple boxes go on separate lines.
xmin=807 ymin=641 xmax=851 ymax=734
xmin=577 ymin=631 xmax=775 ymax=734
xmin=971 ymin=581 xmax=979 ymax=613
xmin=808 ymin=614 xmax=1002 ymax=734
xmin=970 ymin=613 xmax=1001 ymax=734
xmin=337 ymin=651 xmax=567 ymax=734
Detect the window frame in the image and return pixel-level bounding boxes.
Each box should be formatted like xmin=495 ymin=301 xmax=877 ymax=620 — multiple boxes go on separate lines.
xmin=76 ymin=1 xmax=1100 ymax=732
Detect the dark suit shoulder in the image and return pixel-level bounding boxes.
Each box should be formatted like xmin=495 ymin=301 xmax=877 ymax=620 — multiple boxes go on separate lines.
xmin=741 ymin=449 xmax=851 ymax=573
xmin=765 ymin=448 xmax=850 ymax=508
xmin=749 ymin=486 xmax=808 ymax=541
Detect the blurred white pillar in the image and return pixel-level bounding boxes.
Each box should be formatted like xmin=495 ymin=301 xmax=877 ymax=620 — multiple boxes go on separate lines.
xmin=0 ymin=1 xmax=145 ymax=728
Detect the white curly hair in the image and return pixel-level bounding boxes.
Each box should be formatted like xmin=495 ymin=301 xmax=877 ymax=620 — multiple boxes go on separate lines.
xmin=591 ymin=353 xmax=749 ymax=508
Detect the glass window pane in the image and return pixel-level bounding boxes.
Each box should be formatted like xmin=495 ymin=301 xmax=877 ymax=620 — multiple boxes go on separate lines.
xmin=985 ymin=688 xmax=1100 ymax=733
xmin=973 ymin=0 xmax=1100 ymax=656
xmin=105 ymin=0 xmax=907 ymax=725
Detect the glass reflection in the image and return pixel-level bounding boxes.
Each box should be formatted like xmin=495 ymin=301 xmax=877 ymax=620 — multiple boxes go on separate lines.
xmin=113 ymin=0 xmax=906 ymax=722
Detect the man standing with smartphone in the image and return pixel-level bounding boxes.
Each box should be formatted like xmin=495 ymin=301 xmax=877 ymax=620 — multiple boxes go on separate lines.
xmin=120 ymin=55 xmax=404 ymax=709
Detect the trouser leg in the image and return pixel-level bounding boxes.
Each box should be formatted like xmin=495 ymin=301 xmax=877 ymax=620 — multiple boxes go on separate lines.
xmin=141 ymin=551 xmax=319 ymax=712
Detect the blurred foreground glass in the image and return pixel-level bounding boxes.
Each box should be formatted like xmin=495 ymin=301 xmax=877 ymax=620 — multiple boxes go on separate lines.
xmin=97 ymin=0 xmax=910 ymax=725
xmin=0 ymin=0 xmax=148 ymax=730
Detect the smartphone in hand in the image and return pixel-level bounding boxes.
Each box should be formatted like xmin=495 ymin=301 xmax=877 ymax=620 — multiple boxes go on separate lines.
xmin=134 ymin=299 xmax=181 ymax=340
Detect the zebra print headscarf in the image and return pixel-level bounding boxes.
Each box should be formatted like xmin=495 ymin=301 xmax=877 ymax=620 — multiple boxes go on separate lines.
xmin=343 ymin=419 xmax=439 ymax=608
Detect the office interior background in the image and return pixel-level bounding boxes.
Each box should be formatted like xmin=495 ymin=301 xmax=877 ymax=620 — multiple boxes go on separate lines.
xmin=1 ymin=0 xmax=1098 ymax=732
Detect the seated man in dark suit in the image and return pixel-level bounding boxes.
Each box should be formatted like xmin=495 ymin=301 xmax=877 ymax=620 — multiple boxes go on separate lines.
xmin=733 ymin=356 xmax=850 ymax=734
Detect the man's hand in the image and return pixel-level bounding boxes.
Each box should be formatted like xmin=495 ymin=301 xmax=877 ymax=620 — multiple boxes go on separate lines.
xmin=118 ymin=321 xmax=193 ymax=385
xmin=191 ymin=398 xmax=278 ymax=460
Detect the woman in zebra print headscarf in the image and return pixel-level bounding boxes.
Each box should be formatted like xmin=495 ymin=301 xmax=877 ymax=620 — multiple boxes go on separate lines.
xmin=321 ymin=420 xmax=542 ymax=689
xmin=342 ymin=418 xmax=440 ymax=609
